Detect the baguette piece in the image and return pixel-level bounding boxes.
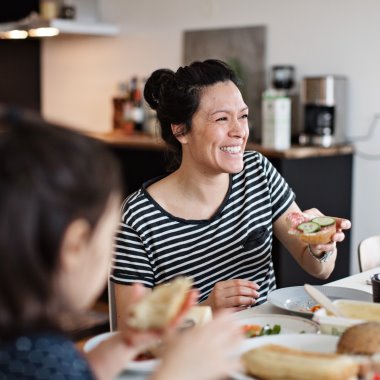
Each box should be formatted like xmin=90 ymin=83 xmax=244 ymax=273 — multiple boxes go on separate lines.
xmin=242 ymin=344 xmax=359 ymax=380
xmin=127 ymin=277 xmax=193 ymax=330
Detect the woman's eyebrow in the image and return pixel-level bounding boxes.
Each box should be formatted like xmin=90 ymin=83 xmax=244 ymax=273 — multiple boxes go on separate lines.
xmin=210 ymin=106 xmax=248 ymax=115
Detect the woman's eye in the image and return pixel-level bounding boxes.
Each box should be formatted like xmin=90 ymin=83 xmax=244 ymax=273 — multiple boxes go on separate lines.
xmin=240 ymin=114 xmax=249 ymax=119
xmin=216 ymin=117 xmax=228 ymax=122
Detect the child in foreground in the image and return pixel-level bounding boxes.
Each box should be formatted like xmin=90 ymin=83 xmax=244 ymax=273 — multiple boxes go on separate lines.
xmin=0 ymin=108 xmax=242 ymax=380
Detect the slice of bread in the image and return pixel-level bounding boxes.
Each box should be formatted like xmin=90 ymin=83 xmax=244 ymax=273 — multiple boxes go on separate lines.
xmin=298 ymin=223 xmax=337 ymax=245
xmin=184 ymin=306 xmax=212 ymax=326
xmin=127 ymin=277 xmax=193 ymax=330
xmin=242 ymin=344 xmax=359 ymax=380
xmin=286 ymin=212 xmax=337 ymax=244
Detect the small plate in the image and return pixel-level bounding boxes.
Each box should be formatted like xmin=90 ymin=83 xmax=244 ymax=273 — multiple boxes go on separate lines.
xmin=267 ymin=285 xmax=372 ymax=317
xmin=235 ymin=314 xmax=320 ymax=335
xmin=83 ymin=332 xmax=159 ymax=373
xmin=231 ymin=333 xmax=339 ymax=380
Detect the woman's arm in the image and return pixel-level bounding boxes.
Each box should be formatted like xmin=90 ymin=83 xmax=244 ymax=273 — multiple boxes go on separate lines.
xmin=114 ymin=283 xmax=152 ymax=331
xmin=273 ymin=201 xmax=351 ymax=279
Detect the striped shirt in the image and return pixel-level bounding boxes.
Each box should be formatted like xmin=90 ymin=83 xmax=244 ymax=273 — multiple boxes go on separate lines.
xmin=111 ymin=151 xmax=295 ymax=305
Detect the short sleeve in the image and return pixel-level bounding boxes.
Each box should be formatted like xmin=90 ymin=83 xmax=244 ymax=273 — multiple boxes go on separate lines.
xmin=110 ymin=211 xmax=155 ymax=288
xmin=259 ymin=153 xmax=295 ymax=221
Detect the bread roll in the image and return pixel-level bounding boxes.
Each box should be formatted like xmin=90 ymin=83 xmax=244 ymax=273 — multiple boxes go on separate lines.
xmin=127 ymin=277 xmax=193 ymax=330
xmin=337 ymin=322 xmax=380 ymax=355
xmin=242 ymin=344 xmax=359 ymax=380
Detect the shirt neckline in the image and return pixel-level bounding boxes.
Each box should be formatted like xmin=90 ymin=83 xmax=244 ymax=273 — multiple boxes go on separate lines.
xmin=142 ymin=174 xmax=233 ymax=225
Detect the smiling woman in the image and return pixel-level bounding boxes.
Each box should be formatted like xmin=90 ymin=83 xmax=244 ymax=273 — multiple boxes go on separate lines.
xmin=110 ymin=59 xmax=351 ymax=331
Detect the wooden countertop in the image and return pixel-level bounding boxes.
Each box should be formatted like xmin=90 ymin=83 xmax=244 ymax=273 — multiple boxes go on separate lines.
xmin=87 ymin=130 xmax=354 ymax=159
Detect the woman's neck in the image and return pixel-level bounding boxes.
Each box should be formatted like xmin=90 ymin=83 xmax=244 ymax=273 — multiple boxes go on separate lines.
xmin=173 ymin=165 xmax=230 ymax=205
xmin=147 ymin=163 xmax=231 ymax=220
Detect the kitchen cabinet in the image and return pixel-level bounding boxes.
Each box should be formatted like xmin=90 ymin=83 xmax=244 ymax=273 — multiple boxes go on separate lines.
xmin=0 ymin=2 xmax=118 ymax=111
xmin=93 ymin=131 xmax=354 ymax=288
xmin=268 ymin=151 xmax=353 ymax=287
xmin=50 ymin=18 xmax=119 ymax=36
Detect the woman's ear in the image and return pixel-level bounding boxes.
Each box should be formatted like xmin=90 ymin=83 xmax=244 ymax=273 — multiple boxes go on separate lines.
xmin=59 ymin=219 xmax=91 ymax=272
xmin=171 ymin=123 xmax=188 ymax=144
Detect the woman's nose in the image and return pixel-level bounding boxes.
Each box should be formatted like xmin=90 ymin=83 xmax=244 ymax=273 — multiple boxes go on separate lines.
xmin=229 ymin=118 xmax=247 ymax=137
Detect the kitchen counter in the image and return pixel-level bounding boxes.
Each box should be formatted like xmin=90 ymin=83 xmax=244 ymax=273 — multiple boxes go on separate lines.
xmin=88 ymin=130 xmax=354 ymax=159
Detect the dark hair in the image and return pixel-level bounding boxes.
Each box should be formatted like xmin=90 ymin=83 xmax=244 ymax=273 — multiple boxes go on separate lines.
xmin=0 ymin=108 xmax=122 ymax=340
xmin=144 ymin=59 xmax=240 ymax=170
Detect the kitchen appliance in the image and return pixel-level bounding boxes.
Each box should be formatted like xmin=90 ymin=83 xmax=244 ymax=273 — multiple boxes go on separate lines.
xmin=300 ymin=75 xmax=347 ymax=147
xmin=271 ymin=65 xmax=295 ymax=90
xmin=261 ymin=65 xmax=299 ymax=149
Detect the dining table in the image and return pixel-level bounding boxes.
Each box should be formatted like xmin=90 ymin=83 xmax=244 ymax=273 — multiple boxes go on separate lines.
xmin=108 ymin=267 xmax=379 ymax=380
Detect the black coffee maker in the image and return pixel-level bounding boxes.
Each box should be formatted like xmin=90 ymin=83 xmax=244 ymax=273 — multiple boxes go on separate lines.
xmin=300 ymin=76 xmax=347 ymax=147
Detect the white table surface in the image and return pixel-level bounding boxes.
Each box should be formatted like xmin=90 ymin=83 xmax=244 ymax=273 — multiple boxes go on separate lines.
xmin=115 ymin=267 xmax=380 ymax=379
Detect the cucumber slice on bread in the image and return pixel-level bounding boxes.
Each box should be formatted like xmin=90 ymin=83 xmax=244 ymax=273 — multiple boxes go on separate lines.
xmin=311 ymin=216 xmax=336 ymax=227
xmin=297 ymin=222 xmax=321 ymax=234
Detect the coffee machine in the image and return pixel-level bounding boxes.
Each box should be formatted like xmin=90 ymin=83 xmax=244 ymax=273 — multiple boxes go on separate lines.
xmin=299 ymin=76 xmax=347 ymax=147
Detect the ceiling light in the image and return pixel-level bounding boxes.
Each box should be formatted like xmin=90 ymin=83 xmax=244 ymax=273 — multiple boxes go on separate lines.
xmin=28 ymin=27 xmax=59 ymax=38
xmin=0 ymin=12 xmax=60 ymax=39
xmin=0 ymin=29 xmax=28 ymax=40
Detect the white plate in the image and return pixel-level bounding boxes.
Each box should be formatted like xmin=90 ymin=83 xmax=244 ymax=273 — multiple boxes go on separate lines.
xmin=231 ymin=333 xmax=339 ymax=380
xmin=235 ymin=314 xmax=320 ymax=335
xmin=267 ymin=285 xmax=372 ymax=317
xmin=83 ymin=332 xmax=159 ymax=373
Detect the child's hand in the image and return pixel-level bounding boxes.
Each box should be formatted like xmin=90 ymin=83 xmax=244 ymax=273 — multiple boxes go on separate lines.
xmin=150 ymin=312 xmax=244 ymax=380
xmin=121 ymin=282 xmax=199 ymax=352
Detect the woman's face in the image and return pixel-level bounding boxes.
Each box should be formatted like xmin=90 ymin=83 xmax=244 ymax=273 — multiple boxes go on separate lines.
xmin=180 ymin=80 xmax=249 ymax=175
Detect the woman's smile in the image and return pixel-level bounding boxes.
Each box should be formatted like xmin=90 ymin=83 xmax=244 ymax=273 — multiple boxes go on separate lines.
xmin=220 ymin=145 xmax=243 ymax=154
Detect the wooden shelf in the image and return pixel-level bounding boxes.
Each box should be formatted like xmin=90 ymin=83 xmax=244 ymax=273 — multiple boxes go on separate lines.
xmin=88 ymin=130 xmax=354 ymax=159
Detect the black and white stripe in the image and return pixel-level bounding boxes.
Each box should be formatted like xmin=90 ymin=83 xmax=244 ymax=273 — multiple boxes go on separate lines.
xmin=111 ymin=151 xmax=294 ymax=305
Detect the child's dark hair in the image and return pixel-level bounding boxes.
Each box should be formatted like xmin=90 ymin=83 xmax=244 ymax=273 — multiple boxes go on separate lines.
xmin=0 ymin=108 xmax=122 ymax=340
xmin=143 ymin=59 xmax=240 ymax=170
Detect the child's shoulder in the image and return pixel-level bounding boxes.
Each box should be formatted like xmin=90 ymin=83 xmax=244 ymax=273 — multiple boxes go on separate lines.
xmin=0 ymin=332 xmax=94 ymax=379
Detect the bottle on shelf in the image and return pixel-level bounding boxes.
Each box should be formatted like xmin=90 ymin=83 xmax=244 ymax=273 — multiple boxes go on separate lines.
xmin=112 ymin=82 xmax=128 ymax=130
xmin=39 ymin=0 xmax=59 ymax=20
xmin=130 ymin=77 xmax=144 ymax=132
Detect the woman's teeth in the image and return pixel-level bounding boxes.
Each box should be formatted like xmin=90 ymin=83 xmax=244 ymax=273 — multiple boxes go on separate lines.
xmin=220 ymin=146 xmax=241 ymax=153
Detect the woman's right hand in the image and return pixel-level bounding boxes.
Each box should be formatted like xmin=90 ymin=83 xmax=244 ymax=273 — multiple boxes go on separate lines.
xmin=202 ymin=279 xmax=260 ymax=312
xmin=150 ymin=312 xmax=244 ymax=380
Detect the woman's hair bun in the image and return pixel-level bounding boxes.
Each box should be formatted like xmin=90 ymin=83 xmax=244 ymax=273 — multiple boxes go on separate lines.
xmin=144 ymin=69 xmax=175 ymax=110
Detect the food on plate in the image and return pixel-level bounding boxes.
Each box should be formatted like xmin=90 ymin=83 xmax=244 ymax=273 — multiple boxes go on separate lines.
xmin=241 ymin=324 xmax=281 ymax=338
xmin=241 ymin=343 xmax=359 ymax=380
xmin=309 ymin=304 xmax=322 ymax=313
xmin=286 ymin=212 xmax=337 ymax=245
xmin=127 ymin=276 xmax=193 ymax=330
xmin=337 ymin=322 xmax=380 ymax=355
xmin=333 ymin=300 xmax=380 ymax=322
xmin=298 ymin=303 xmax=321 ymax=314
xmin=134 ymin=351 xmax=156 ymax=361
xmin=183 ymin=305 xmax=212 ymax=327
